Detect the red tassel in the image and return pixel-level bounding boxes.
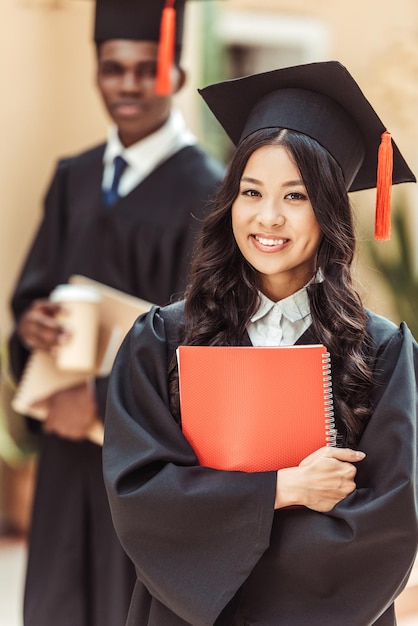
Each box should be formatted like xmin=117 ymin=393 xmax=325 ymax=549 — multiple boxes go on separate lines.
xmin=156 ymin=0 xmax=176 ymax=95
xmin=374 ymin=130 xmax=393 ymax=241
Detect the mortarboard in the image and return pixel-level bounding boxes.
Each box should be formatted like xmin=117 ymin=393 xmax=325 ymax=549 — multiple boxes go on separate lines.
xmin=94 ymin=0 xmax=186 ymax=50
xmin=199 ymin=61 xmax=416 ymax=240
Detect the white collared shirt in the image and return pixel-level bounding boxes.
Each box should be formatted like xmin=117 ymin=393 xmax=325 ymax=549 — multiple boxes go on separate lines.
xmin=247 ymin=285 xmax=312 ymax=347
xmin=102 ymin=109 xmax=197 ymax=196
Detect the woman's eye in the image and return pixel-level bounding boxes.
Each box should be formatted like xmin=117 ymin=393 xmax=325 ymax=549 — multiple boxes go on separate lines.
xmin=241 ymin=189 xmax=261 ymax=197
xmin=286 ymin=191 xmax=307 ymax=201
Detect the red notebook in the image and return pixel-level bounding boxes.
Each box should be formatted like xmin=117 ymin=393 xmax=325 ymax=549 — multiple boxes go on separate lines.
xmin=177 ymin=345 xmax=336 ymax=472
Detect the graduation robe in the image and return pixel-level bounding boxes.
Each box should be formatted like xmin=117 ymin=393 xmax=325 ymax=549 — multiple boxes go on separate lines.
xmin=8 ymin=144 xmax=224 ymax=626
xmin=103 ymin=301 xmax=418 ymax=626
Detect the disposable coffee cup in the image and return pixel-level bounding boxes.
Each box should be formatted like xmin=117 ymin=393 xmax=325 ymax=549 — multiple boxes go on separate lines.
xmin=50 ymin=284 xmax=101 ymax=372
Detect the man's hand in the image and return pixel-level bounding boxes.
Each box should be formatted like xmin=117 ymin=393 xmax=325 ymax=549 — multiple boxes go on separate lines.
xmin=17 ymin=299 xmax=70 ymax=352
xmin=40 ymin=382 xmax=99 ymax=441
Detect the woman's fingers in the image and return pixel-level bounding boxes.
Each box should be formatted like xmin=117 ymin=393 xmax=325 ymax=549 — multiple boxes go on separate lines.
xmin=299 ymin=446 xmax=366 ymax=467
xmin=275 ymin=446 xmax=366 ymax=512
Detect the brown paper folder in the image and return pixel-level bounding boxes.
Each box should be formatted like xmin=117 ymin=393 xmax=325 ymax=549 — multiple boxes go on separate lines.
xmin=11 ymin=275 xmax=153 ymax=446
xmin=177 ymin=344 xmax=336 ymax=472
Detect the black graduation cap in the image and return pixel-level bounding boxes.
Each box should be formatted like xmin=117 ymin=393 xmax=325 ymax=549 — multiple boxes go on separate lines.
xmin=94 ymin=0 xmax=185 ymax=49
xmin=199 ymin=61 xmax=416 ymax=240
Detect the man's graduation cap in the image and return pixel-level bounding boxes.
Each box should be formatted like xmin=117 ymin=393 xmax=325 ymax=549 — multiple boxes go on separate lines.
xmin=95 ymin=0 xmax=208 ymax=96
xmin=199 ymin=61 xmax=416 ymax=240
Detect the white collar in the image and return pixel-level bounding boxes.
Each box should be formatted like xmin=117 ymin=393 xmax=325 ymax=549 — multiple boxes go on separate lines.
xmin=250 ymin=284 xmax=312 ymax=324
xmin=250 ymin=270 xmax=324 ymax=324
xmin=103 ymin=109 xmax=196 ymax=174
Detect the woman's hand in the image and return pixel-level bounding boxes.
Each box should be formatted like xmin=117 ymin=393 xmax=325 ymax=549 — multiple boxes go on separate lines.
xmin=17 ymin=299 xmax=70 ymax=352
xmin=274 ymin=446 xmax=366 ymax=512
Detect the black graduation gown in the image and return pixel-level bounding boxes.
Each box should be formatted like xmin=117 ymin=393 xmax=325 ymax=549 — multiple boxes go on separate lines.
xmin=8 ymin=145 xmax=224 ymax=626
xmin=103 ymin=301 xmax=418 ymax=626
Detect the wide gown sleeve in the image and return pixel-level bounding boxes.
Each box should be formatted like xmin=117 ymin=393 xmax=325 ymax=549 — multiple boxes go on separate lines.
xmin=103 ymin=307 xmax=277 ymax=626
xmin=339 ymin=321 xmax=418 ymax=621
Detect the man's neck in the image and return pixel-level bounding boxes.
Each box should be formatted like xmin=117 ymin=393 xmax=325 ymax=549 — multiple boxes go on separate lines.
xmin=118 ymin=116 xmax=170 ymax=148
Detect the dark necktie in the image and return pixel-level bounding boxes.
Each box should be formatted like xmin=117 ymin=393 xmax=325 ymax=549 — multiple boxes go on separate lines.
xmin=103 ymin=155 xmax=127 ymax=208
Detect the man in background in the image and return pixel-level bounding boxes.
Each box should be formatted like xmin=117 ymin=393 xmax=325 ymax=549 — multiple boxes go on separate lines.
xmin=8 ymin=1 xmax=224 ymax=624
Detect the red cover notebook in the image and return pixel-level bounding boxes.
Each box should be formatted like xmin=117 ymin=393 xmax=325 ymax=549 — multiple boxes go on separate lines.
xmin=177 ymin=345 xmax=336 ymax=472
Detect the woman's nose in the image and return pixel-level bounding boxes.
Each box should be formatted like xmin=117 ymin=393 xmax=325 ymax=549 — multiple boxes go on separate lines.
xmin=257 ymin=201 xmax=285 ymax=228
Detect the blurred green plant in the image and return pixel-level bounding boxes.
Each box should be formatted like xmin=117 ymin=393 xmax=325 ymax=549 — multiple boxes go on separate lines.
xmin=0 ymin=341 xmax=38 ymax=467
xmin=199 ymin=1 xmax=230 ymax=164
xmin=367 ymin=202 xmax=418 ymax=339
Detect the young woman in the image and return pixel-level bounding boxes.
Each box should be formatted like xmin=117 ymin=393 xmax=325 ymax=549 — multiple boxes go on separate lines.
xmin=103 ymin=62 xmax=418 ymax=626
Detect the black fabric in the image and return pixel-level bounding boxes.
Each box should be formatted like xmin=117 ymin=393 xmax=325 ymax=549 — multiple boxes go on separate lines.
xmin=8 ymin=144 xmax=224 ymax=626
xmin=242 ymin=87 xmax=365 ymax=190
xmin=103 ymin=302 xmax=418 ymax=626
xmin=24 ymin=436 xmax=134 ymax=626
xmin=94 ymin=0 xmax=186 ymax=49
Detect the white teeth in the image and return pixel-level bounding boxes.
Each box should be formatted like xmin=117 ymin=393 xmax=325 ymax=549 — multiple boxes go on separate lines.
xmin=255 ymin=236 xmax=287 ymax=246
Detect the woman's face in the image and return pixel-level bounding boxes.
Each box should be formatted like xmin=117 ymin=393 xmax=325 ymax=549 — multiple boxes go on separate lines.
xmin=231 ymin=144 xmax=322 ymax=301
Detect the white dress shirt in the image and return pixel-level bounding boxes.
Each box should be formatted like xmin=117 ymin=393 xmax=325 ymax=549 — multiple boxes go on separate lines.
xmin=247 ymin=284 xmax=313 ymax=347
xmin=102 ymin=109 xmax=197 ymax=196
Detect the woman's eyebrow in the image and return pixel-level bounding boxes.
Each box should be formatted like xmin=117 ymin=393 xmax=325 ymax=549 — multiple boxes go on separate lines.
xmin=240 ymin=175 xmax=263 ymax=185
xmin=240 ymin=176 xmax=305 ymax=187
xmin=283 ymin=179 xmax=304 ymax=187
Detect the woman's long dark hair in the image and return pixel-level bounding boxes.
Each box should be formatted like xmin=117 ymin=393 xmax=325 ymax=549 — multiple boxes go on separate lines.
xmin=170 ymin=128 xmax=374 ymax=446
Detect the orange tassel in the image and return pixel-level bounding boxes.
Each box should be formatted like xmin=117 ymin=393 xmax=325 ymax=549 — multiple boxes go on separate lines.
xmin=156 ymin=0 xmax=176 ymax=95
xmin=374 ymin=130 xmax=393 ymax=241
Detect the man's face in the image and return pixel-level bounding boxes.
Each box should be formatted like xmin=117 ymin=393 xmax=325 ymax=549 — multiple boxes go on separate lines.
xmin=97 ymin=39 xmax=184 ymax=147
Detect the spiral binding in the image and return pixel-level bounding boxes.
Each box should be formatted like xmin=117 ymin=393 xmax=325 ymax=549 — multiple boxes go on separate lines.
xmin=322 ymin=351 xmax=337 ymax=447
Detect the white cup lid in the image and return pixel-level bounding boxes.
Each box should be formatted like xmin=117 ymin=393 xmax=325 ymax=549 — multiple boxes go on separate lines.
xmin=50 ymin=284 xmax=102 ymax=303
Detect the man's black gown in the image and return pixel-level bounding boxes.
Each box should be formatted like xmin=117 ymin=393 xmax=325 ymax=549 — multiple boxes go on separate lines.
xmin=9 ymin=144 xmax=224 ymax=626
xmin=103 ymin=301 xmax=418 ymax=626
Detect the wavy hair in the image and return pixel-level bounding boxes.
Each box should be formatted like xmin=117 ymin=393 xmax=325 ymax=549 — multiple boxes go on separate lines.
xmin=169 ymin=128 xmax=374 ymax=446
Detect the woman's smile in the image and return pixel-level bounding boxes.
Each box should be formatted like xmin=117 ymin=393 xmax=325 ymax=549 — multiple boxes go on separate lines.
xmin=252 ymin=234 xmax=290 ymax=250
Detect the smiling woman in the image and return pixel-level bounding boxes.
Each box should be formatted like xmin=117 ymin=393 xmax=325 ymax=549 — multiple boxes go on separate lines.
xmin=103 ymin=61 xmax=418 ymax=626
